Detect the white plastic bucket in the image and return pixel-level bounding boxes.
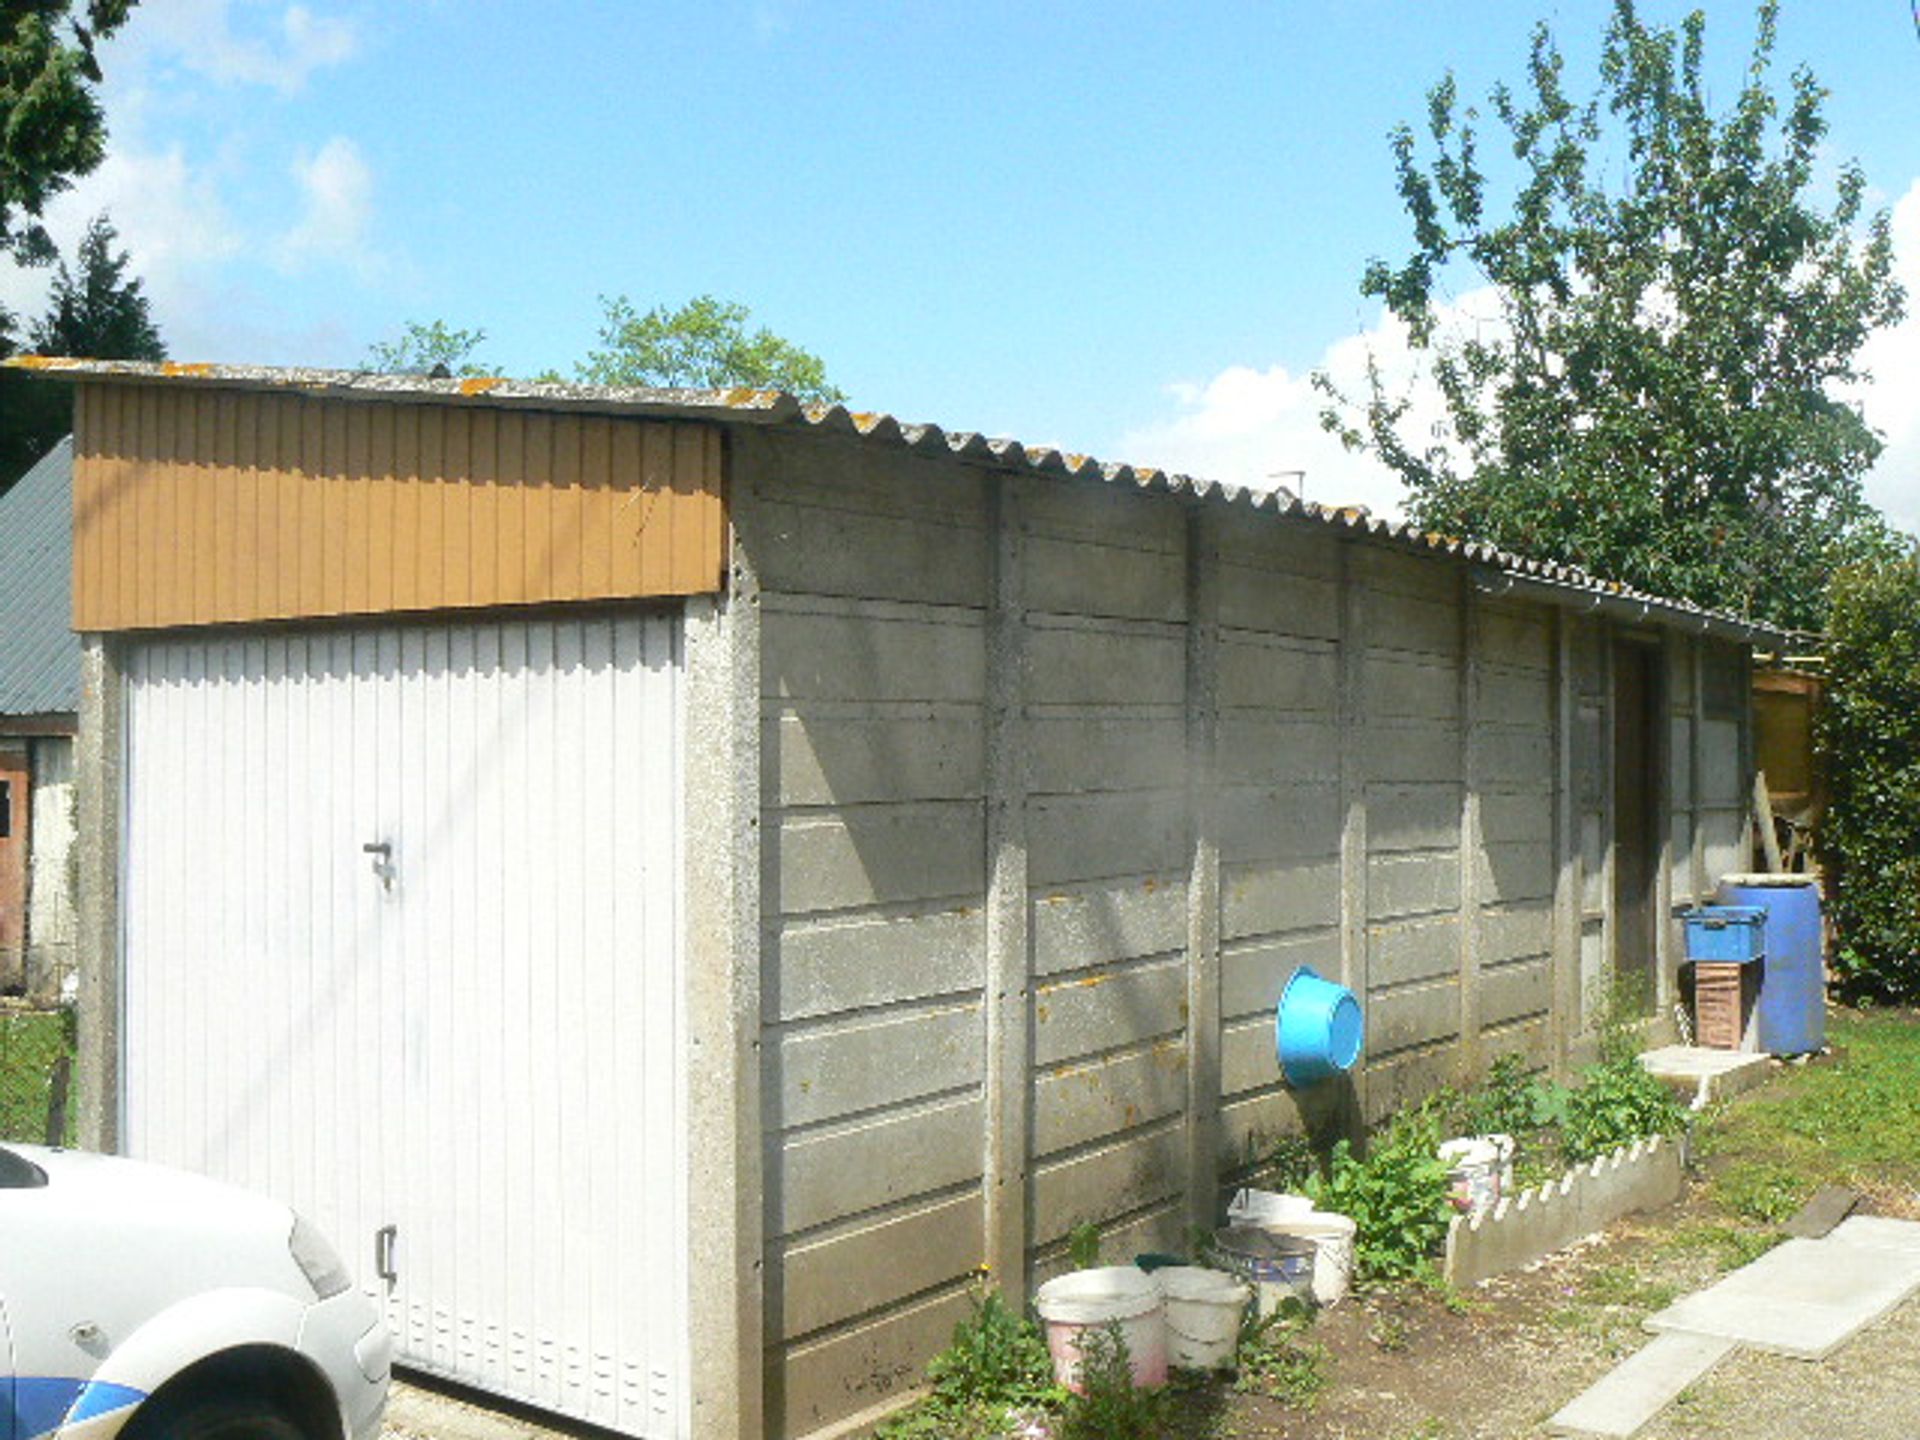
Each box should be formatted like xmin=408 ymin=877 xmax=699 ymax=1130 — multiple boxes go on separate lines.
xmin=1270 ymin=1212 xmax=1356 ymax=1306
xmin=1439 ymin=1136 xmax=1502 ymax=1218
xmin=1226 ymin=1188 xmax=1314 ymax=1227
xmin=1033 ymin=1266 xmax=1168 ymax=1392
xmin=1155 ymin=1266 xmax=1249 ymax=1371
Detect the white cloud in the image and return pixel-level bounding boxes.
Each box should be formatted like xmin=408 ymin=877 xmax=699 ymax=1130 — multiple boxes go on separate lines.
xmin=275 ymin=137 xmax=383 ymax=279
xmin=135 ymin=1 xmax=357 ymax=94
xmin=1856 ymin=178 xmax=1920 ymax=537
xmin=1114 ymin=290 xmax=1503 ymax=520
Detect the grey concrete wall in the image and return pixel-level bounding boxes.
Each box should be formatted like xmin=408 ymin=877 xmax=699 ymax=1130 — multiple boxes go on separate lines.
xmin=737 ymin=430 xmax=1761 ymax=1439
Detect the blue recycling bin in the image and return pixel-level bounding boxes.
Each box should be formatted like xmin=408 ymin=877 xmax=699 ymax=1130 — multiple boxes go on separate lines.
xmin=1717 ymin=875 xmax=1825 ymax=1055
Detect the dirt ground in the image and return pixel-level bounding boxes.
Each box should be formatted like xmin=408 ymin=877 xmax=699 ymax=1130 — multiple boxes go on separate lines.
xmin=1200 ymin=1178 xmax=1920 ymax=1440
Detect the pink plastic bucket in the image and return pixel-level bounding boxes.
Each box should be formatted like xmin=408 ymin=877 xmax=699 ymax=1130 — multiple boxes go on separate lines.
xmin=1033 ymin=1266 xmax=1168 ymax=1391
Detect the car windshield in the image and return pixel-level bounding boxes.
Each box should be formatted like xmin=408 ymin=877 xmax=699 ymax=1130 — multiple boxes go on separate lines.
xmin=0 ymin=1145 xmax=48 ymax=1189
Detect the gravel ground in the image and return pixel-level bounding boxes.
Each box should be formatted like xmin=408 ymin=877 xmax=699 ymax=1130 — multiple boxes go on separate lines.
xmin=1642 ymin=1292 xmax=1920 ymax=1440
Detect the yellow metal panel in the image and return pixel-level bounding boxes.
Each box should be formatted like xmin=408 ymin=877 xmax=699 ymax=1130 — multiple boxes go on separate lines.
xmin=71 ymin=384 xmax=727 ymax=631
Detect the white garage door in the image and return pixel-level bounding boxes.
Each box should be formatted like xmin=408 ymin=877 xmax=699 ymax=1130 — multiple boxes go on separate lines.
xmin=121 ymin=614 xmax=688 ymax=1438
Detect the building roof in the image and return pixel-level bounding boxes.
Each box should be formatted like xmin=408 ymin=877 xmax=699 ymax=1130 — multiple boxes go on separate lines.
xmin=0 ymin=436 xmax=79 ymax=718
xmin=10 ymin=356 xmax=1804 ymax=649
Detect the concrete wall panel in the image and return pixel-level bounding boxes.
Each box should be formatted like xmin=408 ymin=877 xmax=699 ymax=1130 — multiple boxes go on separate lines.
xmin=1364 ymin=723 xmax=1462 ymax=785
xmin=752 ymin=497 xmax=988 ymax=609
xmin=1369 ymin=784 xmax=1461 ymax=854
xmin=1701 ymin=720 xmax=1743 ymax=805
xmin=1217 ymin=719 xmax=1339 ymax=787
xmin=1216 ymin=567 xmax=1341 ymax=640
xmin=1219 ymin=1089 xmax=1310 ymax=1168
xmin=1473 ymin=728 xmax=1553 ymax=788
xmin=1220 ymin=929 xmax=1341 ymax=1020
xmin=1477 ymin=840 xmax=1555 ymax=905
xmin=1028 ymin=792 xmax=1189 ymax=886
xmin=1024 ymin=534 xmax=1186 ymax=623
xmin=1367 ymin=851 xmax=1461 ymax=921
xmin=1027 ymin=621 xmax=1185 ymax=707
xmin=1218 ymin=785 xmax=1342 ymax=864
xmin=776 ymin=1288 xmax=974 ymax=1439
xmin=1483 ymin=958 xmax=1551 ymax=1026
xmin=1482 ymin=903 xmax=1552 ymax=965
xmin=1366 ymin=654 xmax=1460 ymax=721
xmin=776 ymin=1002 xmax=984 ymax=1129
xmin=1033 ymin=1043 xmax=1188 ymax=1156
xmin=1367 ymin=979 xmax=1461 ymax=1055
xmin=763 ymin=605 xmax=985 ymax=703
xmin=1481 ymin=792 xmax=1552 ymax=846
xmin=1480 ymin=665 xmax=1552 ymax=721
xmin=1369 ymin=916 xmax=1463 ymax=988
xmin=774 ymin=803 xmax=986 ymax=914
xmin=1220 ymin=1015 xmax=1287 ymax=1096
xmin=1223 ymin=858 xmax=1342 ymax=940
xmin=777 ymin=1193 xmax=984 ymax=1340
xmin=770 ymin=908 xmax=983 ymax=1021
xmin=775 ymin=1097 xmax=983 ymax=1236
xmin=1368 ymin=591 xmax=1461 ymax=658
xmin=767 ymin=711 xmax=984 ymax=806
xmin=1034 ymin=960 xmax=1186 ymax=1066
xmin=1219 ymin=636 xmax=1340 ymax=711
xmin=1030 ymin=1125 xmax=1186 ymax=1247
xmin=1032 ymin=880 xmax=1188 ymax=976
xmin=1028 ymin=714 xmax=1187 ymax=795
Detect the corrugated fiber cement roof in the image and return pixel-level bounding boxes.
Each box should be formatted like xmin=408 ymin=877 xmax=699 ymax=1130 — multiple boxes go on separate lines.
xmin=0 ymin=437 xmax=79 ymax=717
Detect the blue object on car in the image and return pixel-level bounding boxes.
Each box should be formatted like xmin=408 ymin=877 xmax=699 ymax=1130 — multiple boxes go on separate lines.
xmin=1276 ymin=966 xmax=1363 ymax=1086
xmin=1682 ymin=905 xmax=1768 ymax=964
xmin=1718 ymin=875 xmax=1826 ymax=1055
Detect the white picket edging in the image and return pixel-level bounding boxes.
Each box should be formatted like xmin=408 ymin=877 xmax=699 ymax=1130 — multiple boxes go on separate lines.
xmin=1443 ymin=1134 xmax=1685 ymax=1287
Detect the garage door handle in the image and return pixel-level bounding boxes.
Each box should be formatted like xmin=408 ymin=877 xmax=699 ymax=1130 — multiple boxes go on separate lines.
xmin=375 ymin=1224 xmax=398 ymax=1284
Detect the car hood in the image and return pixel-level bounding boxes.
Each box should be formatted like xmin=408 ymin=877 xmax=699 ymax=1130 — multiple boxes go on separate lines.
xmin=1 ymin=1144 xmax=307 ymax=1298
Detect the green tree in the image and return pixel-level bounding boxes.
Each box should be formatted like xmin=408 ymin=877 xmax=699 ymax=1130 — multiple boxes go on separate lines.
xmin=3 ymin=211 xmax=163 ymax=480
xmin=364 ymin=318 xmax=494 ymax=377
xmin=1817 ymin=548 xmax=1920 ymax=1002
xmin=32 ymin=212 xmax=164 ymax=359
xmin=576 ymin=293 xmax=845 ymax=402
xmin=1316 ymin=0 xmax=1904 ymax=631
xmin=1 ymin=0 xmax=139 ymax=488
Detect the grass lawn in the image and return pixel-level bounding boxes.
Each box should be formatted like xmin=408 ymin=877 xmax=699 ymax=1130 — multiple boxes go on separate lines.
xmin=0 ymin=1008 xmax=75 ymax=1146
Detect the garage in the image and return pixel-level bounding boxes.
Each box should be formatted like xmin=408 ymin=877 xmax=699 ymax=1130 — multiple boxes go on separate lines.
xmin=119 ymin=614 xmax=688 ymax=1435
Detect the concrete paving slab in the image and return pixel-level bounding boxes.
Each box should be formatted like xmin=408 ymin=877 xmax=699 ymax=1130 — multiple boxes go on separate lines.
xmin=1646 ymin=1230 xmax=1920 ymax=1359
xmin=1637 ymin=1046 xmax=1773 ymax=1106
xmin=1549 ymin=1332 xmax=1739 ymax=1438
xmin=1826 ymin=1214 xmax=1920 ymax=1256
xmin=1784 ymin=1185 xmax=1860 ymax=1239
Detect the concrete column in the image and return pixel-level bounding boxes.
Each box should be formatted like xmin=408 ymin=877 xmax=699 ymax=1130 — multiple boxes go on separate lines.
xmin=682 ymin=510 xmax=765 ymax=1438
xmin=1183 ymin=504 xmax=1222 ymax=1231
xmin=1336 ymin=544 xmax=1370 ymax=1125
xmin=983 ymin=475 xmax=1032 ymax=1294
xmin=74 ymin=636 xmax=123 ymax=1154
xmin=1689 ymin=638 xmax=1708 ymax=904
xmin=1457 ymin=576 xmax=1484 ymax=1082
xmin=1550 ymin=611 xmax=1581 ymax=1080
xmin=1653 ymin=635 xmax=1678 ymax=1021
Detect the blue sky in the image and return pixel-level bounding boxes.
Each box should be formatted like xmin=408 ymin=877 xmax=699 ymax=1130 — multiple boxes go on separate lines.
xmin=7 ymin=0 xmax=1920 ymax=528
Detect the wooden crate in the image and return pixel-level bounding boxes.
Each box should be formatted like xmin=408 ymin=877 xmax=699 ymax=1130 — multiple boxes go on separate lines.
xmin=1694 ymin=961 xmax=1753 ymax=1050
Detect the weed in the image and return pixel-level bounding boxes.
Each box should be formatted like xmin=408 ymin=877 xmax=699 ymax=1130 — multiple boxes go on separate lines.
xmin=1056 ymin=1323 xmax=1165 ymax=1440
xmin=1578 ymin=1264 xmax=1679 ymax=1313
xmin=1304 ymin=1105 xmax=1451 ymax=1284
xmin=1233 ymin=1305 xmax=1328 ymax=1409
xmin=1659 ymin=1222 xmax=1783 ymax=1271
xmin=1367 ymin=1309 xmax=1410 ymax=1351
xmin=1398 ymin=1421 xmax=1449 ymax=1440
xmin=1065 ymin=1221 xmax=1102 ymax=1271
xmin=876 ymin=1282 xmax=1061 ymax=1440
xmin=1561 ymin=1054 xmax=1685 ymax=1163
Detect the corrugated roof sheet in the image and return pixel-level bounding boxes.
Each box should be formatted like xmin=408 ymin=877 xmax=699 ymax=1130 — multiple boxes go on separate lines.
xmin=0 ymin=436 xmax=79 ymax=717
xmin=8 ymin=357 xmax=1804 ymax=648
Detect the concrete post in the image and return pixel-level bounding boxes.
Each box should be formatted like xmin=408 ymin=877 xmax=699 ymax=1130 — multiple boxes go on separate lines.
xmin=1336 ymin=544 xmax=1370 ymax=1126
xmin=682 ymin=494 xmax=766 ymax=1439
xmin=983 ymin=475 xmax=1032 ymax=1294
xmin=1183 ymin=504 xmax=1222 ymax=1231
xmin=1550 ymin=611 xmax=1581 ymax=1080
xmin=1457 ymin=575 xmax=1485 ymax=1082
xmin=74 ymin=635 xmax=123 ymax=1154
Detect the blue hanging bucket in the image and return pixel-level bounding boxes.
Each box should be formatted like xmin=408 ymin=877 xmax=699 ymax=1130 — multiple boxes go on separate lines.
xmin=1276 ymin=966 xmax=1364 ymax=1087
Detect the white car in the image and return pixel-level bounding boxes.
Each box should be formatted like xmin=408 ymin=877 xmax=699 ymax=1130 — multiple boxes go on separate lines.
xmin=0 ymin=1143 xmax=388 ymax=1440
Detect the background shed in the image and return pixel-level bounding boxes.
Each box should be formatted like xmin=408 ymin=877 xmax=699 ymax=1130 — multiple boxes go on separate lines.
xmin=0 ymin=437 xmax=81 ymax=999
xmin=41 ymin=362 xmax=1781 ymax=1440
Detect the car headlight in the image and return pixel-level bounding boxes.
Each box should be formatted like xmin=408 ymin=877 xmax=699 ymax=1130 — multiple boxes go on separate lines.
xmin=288 ymin=1214 xmax=354 ymax=1299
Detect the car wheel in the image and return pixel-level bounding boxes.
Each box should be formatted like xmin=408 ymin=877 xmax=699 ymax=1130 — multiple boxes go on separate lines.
xmin=128 ymin=1396 xmax=312 ymax=1440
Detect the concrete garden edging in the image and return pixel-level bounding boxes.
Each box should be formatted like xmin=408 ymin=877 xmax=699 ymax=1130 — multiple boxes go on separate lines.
xmin=1443 ymin=1134 xmax=1685 ymax=1287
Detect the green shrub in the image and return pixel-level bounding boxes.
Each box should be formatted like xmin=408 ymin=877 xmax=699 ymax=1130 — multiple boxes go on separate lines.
xmin=1561 ymin=1055 xmax=1685 ymax=1163
xmin=1056 ymin=1323 xmax=1164 ymax=1440
xmin=1818 ymin=550 xmax=1920 ymax=1002
xmin=1305 ymin=1106 xmax=1452 ymax=1284
xmin=1234 ymin=1300 xmax=1329 ymax=1406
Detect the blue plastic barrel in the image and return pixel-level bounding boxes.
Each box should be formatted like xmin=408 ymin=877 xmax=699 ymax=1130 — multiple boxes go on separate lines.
xmin=1717 ymin=875 xmax=1825 ymax=1054
xmin=1275 ymin=967 xmax=1364 ymax=1086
